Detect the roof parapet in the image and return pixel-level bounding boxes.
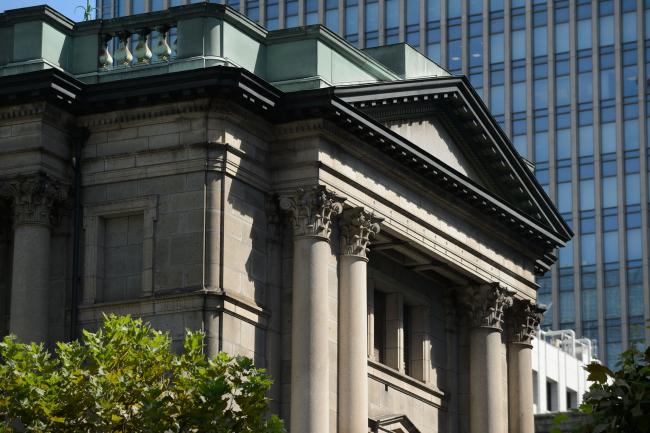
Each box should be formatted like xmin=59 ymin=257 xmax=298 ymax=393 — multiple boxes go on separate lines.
xmin=0 ymin=3 xmax=447 ymax=90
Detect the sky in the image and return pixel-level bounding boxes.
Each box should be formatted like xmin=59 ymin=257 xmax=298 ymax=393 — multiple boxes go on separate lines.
xmin=0 ymin=0 xmax=94 ymax=21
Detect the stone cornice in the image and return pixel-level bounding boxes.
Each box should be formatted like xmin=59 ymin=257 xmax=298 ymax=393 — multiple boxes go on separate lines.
xmin=0 ymin=173 xmax=67 ymax=227
xmin=339 ymin=207 xmax=382 ymax=259
xmin=0 ymin=102 xmax=47 ymax=122
xmin=0 ymin=66 xmax=568 ymax=273
xmin=507 ymin=299 xmax=545 ymax=347
xmin=278 ymin=186 xmax=345 ymax=240
xmin=77 ymin=99 xmax=211 ymax=129
xmin=460 ymin=283 xmax=515 ymax=331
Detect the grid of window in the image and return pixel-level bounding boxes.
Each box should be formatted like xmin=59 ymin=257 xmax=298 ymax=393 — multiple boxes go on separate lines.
xmin=325 ymin=0 xmax=338 ymax=33
xmin=365 ymin=0 xmax=379 ymax=48
xmin=405 ymin=0 xmax=419 ymax=48
xmin=344 ymin=0 xmax=359 ymax=46
xmin=266 ymin=0 xmax=279 ymax=30
xmin=304 ymin=0 xmax=318 ymax=25
xmin=286 ymin=0 xmax=298 ymax=27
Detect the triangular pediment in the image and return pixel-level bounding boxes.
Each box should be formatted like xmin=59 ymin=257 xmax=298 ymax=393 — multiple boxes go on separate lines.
xmin=335 ymin=77 xmax=573 ymax=266
xmin=382 ymin=116 xmax=490 ymax=190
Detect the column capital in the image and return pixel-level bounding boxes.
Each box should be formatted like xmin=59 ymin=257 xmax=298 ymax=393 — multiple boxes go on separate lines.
xmin=507 ymin=300 xmax=545 ymax=347
xmin=278 ymin=186 xmax=345 ymax=240
xmin=0 ymin=173 xmax=67 ymax=226
xmin=460 ymin=283 xmax=515 ymax=332
xmin=339 ymin=207 xmax=382 ymax=259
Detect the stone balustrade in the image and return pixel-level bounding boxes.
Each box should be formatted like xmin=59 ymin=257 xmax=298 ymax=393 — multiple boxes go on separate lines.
xmin=0 ymin=3 xmax=248 ymax=79
xmin=99 ymin=26 xmax=176 ymax=70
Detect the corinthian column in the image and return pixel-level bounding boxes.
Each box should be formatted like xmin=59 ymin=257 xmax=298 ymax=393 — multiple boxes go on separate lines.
xmin=461 ymin=283 xmax=514 ymax=433
xmin=2 ymin=174 xmax=65 ymax=343
xmin=338 ymin=208 xmax=381 ymax=433
xmin=278 ymin=186 xmax=345 ymax=433
xmin=507 ymin=300 xmax=545 ymax=433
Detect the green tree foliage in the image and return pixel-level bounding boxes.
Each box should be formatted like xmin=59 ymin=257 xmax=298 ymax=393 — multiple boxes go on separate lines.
xmin=576 ymin=345 xmax=650 ymax=433
xmin=0 ymin=315 xmax=285 ymax=433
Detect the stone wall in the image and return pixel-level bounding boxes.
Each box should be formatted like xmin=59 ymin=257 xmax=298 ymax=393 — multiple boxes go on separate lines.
xmin=0 ymin=95 xmax=549 ymax=433
xmin=535 ymin=412 xmax=591 ymax=433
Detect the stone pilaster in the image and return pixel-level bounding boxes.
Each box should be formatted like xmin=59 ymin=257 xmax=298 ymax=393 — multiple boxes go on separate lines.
xmin=264 ymin=197 xmax=284 ymax=415
xmin=443 ymin=293 xmax=460 ymax=433
xmin=0 ymin=173 xmax=66 ymax=343
xmin=507 ymin=300 xmax=545 ymax=433
xmin=278 ymin=186 xmax=344 ymax=433
xmin=338 ymin=208 xmax=381 ymax=433
xmin=460 ymin=283 xmax=514 ymax=433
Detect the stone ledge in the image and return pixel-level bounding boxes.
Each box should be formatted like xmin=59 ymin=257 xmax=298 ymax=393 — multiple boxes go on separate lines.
xmin=368 ymin=359 xmax=444 ymax=408
xmin=77 ymin=289 xmax=270 ymax=328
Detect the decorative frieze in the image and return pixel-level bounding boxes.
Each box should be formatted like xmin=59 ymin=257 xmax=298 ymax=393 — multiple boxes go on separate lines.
xmin=507 ymin=300 xmax=545 ymax=346
xmin=461 ymin=283 xmax=514 ymax=331
xmin=278 ymin=186 xmax=345 ymax=240
xmin=0 ymin=174 xmax=66 ymax=226
xmin=339 ymin=208 xmax=382 ymax=259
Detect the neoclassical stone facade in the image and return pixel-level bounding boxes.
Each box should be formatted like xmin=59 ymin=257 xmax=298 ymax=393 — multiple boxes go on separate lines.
xmin=0 ymin=4 xmax=571 ymax=433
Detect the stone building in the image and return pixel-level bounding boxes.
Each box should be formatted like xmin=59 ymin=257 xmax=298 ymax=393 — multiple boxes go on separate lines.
xmin=0 ymin=4 xmax=571 ymax=433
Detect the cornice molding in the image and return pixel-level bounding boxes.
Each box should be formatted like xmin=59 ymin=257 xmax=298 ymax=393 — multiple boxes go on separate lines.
xmin=0 ymin=67 xmax=568 ymax=273
xmin=77 ymin=99 xmax=211 ymax=128
xmin=0 ymin=102 xmax=47 ymax=122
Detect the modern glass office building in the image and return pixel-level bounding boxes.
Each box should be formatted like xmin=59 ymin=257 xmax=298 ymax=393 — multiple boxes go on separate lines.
xmin=97 ymin=0 xmax=650 ymax=367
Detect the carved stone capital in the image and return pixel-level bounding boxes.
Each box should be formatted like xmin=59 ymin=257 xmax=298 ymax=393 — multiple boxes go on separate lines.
xmin=460 ymin=283 xmax=514 ymax=331
xmin=0 ymin=174 xmax=67 ymax=227
xmin=507 ymin=300 xmax=545 ymax=347
xmin=278 ymin=186 xmax=345 ymax=240
xmin=339 ymin=208 xmax=382 ymax=259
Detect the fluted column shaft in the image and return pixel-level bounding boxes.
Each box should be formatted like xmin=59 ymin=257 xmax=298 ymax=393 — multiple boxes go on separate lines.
xmin=507 ymin=301 xmax=545 ymax=433
xmin=279 ymin=186 xmax=344 ymax=433
xmin=338 ymin=208 xmax=381 ymax=433
xmin=462 ymin=283 xmax=514 ymax=433
xmin=2 ymin=174 xmax=65 ymax=343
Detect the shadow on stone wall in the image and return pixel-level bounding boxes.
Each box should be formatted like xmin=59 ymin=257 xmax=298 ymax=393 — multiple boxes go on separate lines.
xmin=535 ymin=412 xmax=591 ymax=433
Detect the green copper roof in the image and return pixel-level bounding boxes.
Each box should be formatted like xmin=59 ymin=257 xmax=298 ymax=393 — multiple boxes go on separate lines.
xmin=0 ymin=3 xmax=449 ymax=90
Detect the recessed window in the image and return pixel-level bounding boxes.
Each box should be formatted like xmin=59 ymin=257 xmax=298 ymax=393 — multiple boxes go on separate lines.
xmin=102 ymin=215 xmax=144 ymax=302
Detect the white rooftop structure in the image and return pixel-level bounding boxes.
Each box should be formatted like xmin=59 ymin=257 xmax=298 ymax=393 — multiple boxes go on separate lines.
xmin=532 ymin=329 xmax=596 ymax=414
